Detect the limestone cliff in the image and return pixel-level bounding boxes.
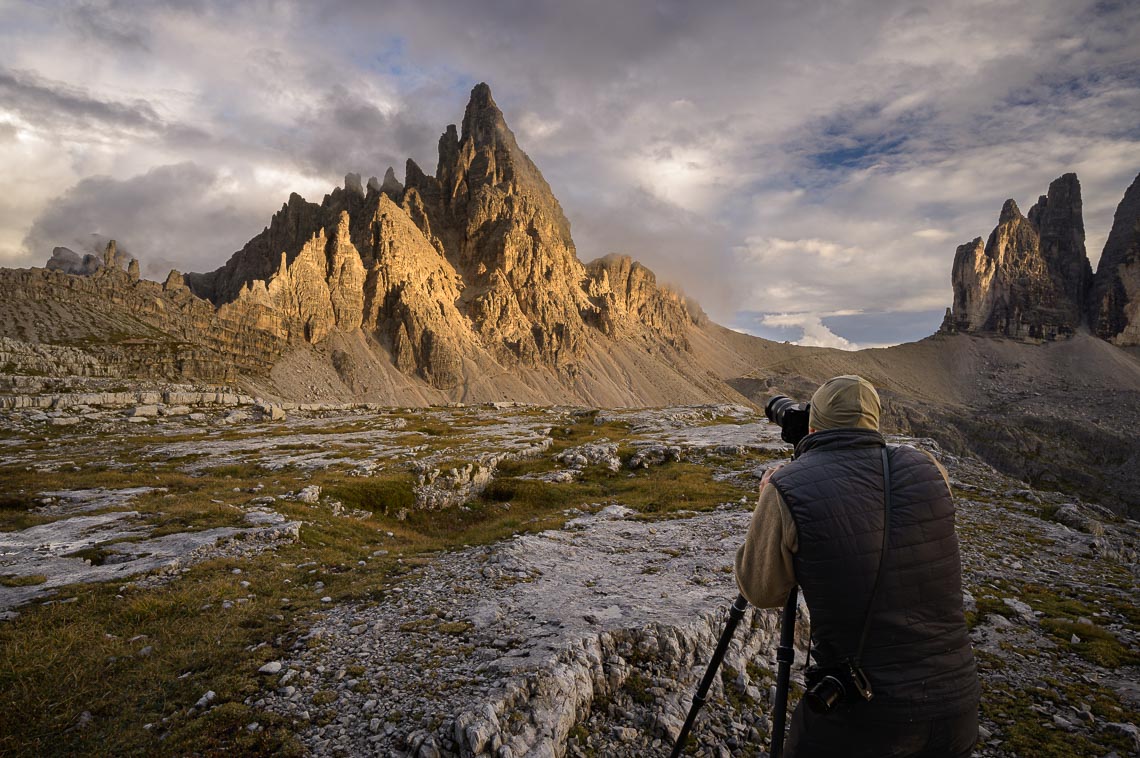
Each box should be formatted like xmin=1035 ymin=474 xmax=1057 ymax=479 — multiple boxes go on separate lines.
xmin=403 ymin=82 xmax=596 ymax=367
xmin=584 ymin=254 xmax=703 ymax=349
xmin=945 ymin=174 xmax=1093 ymax=340
xmin=181 ymin=83 xmax=701 ymax=390
xmin=1090 ymin=171 xmax=1140 ymax=346
xmin=0 ymin=241 xmax=281 ymax=381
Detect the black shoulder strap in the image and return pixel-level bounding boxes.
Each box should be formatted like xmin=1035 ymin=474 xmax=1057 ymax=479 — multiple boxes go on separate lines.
xmin=853 ymin=446 xmax=892 ymax=667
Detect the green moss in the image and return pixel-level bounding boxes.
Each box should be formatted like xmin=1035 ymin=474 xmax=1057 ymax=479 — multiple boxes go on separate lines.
xmin=437 ymin=621 xmax=472 ymax=635
xmin=1040 ymin=618 xmax=1139 ymax=667
xmin=311 ymin=690 xmax=338 ymax=706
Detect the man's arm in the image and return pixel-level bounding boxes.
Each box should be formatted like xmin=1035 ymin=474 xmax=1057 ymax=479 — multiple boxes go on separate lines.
xmin=921 ymin=449 xmax=953 ymax=494
xmin=734 ymin=475 xmax=798 ymax=608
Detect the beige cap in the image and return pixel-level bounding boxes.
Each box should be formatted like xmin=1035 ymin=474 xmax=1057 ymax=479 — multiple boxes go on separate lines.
xmin=808 ymin=375 xmax=881 ymax=431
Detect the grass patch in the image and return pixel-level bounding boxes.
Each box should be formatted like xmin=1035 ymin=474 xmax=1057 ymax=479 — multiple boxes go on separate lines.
xmin=1040 ymin=619 xmax=1138 ymax=667
xmin=0 ymin=495 xmax=37 ymax=511
xmin=437 ymin=621 xmax=472 ymax=635
xmin=324 ymin=476 xmax=415 ymax=516
xmin=0 ymin=574 xmax=47 ymax=587
xmin=0 ymin=482 xmax=409 ymax=756
xmin=311 ymin=690 xmax=338 ymax=706
xmin=623 ymin=671 xmax=655 ymax=705
xmin=982 ymin=679 xmax=1139 ymax=758
xmin=62 ymin=547 xmax=116 ymax=566
xmin=198 ymin=463 xmax=266 ymax=479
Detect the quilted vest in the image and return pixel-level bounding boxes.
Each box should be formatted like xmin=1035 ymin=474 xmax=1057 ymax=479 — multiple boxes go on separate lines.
xmin=771 ymin=428 xmax=980 ymax=721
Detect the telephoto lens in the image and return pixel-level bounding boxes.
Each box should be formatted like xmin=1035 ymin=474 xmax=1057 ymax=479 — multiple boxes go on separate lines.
xmin=764 ymin=395 xmax=811 ymax=446
xmin=765 ymin=395 xmax=796 ymax=425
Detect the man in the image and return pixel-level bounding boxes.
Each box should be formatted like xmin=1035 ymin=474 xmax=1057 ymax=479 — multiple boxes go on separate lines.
xmin=735 ymin=375 xmax=979 ymax=757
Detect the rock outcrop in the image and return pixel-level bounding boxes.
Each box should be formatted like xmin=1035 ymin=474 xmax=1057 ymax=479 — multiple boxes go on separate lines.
xmin=0 ymin=243 xmax=282 ymax=381
xmin=584 ymin=254 xmax=703 ymax=349
xmin=1090 ymin=171 xmax=1140 ymax=346
xmin=945 ymin=175 xmax=1092 ymax=340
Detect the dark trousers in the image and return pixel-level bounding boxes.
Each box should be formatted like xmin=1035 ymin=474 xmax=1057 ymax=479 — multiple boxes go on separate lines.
xmin=784 ymin=701 xmax=978 ymax=758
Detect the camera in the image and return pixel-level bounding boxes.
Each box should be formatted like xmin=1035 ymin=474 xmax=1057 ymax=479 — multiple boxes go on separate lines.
xmin=765 ymin=395 xmax=811 ymax=446
xmin=804 ymin=663 xmax=874 ymax=714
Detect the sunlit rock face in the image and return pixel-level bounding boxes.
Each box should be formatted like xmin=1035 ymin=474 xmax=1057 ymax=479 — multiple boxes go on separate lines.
xmin=945 ymin=171 xmax=1140 ymax=347
xmin=175 ymin=83 xmax=698 ymax=385
xmin=946 ymin=174 xmax=1093 ymax=341
xmin=1090 ymin=172 xmax=1140 ymax=346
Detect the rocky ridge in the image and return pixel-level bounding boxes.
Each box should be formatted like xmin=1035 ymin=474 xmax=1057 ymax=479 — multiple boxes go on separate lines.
xmin=943 ymin=171 xmax=1140 ymax=345
xmin=179 ymin=83 xmax=702 ymax=391
xmin=0 ymin=241 xmax=281 ymax=381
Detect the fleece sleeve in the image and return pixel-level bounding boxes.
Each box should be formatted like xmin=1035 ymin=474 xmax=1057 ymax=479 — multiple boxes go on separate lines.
xmin=734 ymin=483 xmax=798 ymax=609
xmin=921 ymin=449 xmax=953 ymax=494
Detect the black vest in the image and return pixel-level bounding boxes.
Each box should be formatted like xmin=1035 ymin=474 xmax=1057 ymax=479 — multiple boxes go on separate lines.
xmin=772 ymin=428 xmax=979 ymax=721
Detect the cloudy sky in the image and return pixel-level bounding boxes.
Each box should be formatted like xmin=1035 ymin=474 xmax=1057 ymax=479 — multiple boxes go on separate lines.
xmin=2 ymin=0 xmax=1138 ymax=348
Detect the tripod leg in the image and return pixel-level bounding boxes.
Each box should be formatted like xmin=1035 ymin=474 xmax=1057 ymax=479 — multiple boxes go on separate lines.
xmin=770 ymin=587 xmax=799 ymax=758
xmin=668 ymin=594 xmax=749 ymax=758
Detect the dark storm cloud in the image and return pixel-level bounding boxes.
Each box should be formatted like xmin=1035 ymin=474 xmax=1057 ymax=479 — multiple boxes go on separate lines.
xmin=23 ymin=163 xmax=273 ymax=278
xmin=0 ymin=68 xmax=163 ymax=132
xmin=288 ymin=85 xmax=439 ymax=179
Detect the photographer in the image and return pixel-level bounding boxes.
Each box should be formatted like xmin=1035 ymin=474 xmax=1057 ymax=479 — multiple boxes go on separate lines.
xmin=735 ymin=375 xmax=980 ymax=757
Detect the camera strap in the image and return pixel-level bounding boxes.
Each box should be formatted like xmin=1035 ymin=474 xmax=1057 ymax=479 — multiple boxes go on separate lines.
xmin=853 ymin=446 xmax=893 ymax=669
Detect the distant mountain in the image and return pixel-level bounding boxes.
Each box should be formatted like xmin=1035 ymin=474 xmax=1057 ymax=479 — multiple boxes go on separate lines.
xmin=181 ymin=83 xmax=710 ymax=398
xmin=942 ymin=171 xmax=1140 ymax=345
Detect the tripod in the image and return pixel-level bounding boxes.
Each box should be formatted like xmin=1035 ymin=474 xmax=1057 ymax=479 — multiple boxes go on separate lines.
xmin=668 ymin=588 xmax=799 ymax=758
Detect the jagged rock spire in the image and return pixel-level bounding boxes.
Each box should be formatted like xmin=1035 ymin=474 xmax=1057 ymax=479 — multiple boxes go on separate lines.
xmin=1090 ymin=171 xmax=1140 ymax=345
xmin=946 ymin=173 xmax=1093 ymax=340
xmin=172 ymin=82 xmax=697 ymax=387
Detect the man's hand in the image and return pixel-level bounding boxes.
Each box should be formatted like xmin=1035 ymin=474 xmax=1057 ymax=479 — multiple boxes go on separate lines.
xmin=759 ymin=463 xmax=785 ymax=491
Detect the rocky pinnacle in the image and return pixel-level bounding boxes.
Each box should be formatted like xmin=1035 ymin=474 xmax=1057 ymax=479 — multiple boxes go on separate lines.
xmin=1090 ymin=171 xmax=1140 ymax=345
xmin=942 ymin=172 xmax=1140 ymax=343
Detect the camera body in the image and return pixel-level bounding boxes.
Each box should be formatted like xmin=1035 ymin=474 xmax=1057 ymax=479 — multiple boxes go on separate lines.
xmin=765 ymin=395 xmax=811 ymax=446
xmin=805 ymin=662 xmax=874 ymax=714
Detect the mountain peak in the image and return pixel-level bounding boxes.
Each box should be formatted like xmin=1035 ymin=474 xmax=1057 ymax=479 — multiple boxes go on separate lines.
xmin=1090 ymin=170 xmax=1140 ymax=344
xmin=999 ymin=199 xmax=1022 ymax=224
xmin=461 ymin=82 xmax=507 ymax=147
xmin=467 ymin=82 xmax=497 ymax=114
xmin=947 ymin=173 xmax=1094 ymax=340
